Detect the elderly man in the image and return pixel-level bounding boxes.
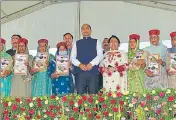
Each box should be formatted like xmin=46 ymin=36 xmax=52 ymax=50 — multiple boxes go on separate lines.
xmin=144 ymin=29 xmax=168 ymax=90
xmin=71 ymin=24 xmax=103 ymax=94
xmin=6 ymin=34 xmax=22 ymax=57
xmin=167 ymin=32 xmax=176 ymax=89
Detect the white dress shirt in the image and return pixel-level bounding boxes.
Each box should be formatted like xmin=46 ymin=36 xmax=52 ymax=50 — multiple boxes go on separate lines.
xmin=70 ymin=39 xmax=103 ymax=67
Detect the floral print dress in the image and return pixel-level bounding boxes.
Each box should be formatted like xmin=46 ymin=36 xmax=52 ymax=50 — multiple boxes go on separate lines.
xmin=99 ymin=50 xmax=128 ymax=93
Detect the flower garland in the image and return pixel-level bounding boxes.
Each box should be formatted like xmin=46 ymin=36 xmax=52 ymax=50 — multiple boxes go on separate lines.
xmin=99 ymin=52 xmax=128 ymax=78
xmin=1 ymin=88 xmax=176 ymax=120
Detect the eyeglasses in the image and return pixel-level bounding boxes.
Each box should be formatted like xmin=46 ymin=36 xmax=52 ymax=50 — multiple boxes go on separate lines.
xmin=150 ymin=36 xmax=158 ymax=39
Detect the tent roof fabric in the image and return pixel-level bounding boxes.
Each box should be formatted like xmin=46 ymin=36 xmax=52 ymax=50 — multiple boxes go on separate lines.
xmin=1 ymin=1 xmax=176 ymax=23
xmin=159 ymin=1 xmax=176 ymax=5
xmin=1 ymin=1 xmax=41 ymax=18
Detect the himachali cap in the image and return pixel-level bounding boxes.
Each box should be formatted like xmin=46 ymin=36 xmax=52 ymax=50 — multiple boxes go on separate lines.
xmin=57 ymin=42 xmax=67 ymax=48
xmin=18 ymin=38 xmax=28 ymax=44
xmin=38 ymin=39 xmax=48 ymax=44
xmin=129 ymin=34 xmax=140 ymax=40
xmin=170 ymin=32 xmax=176 ymax=39
xmin=149 ymin=29 xmax=160 ymax=36
xmin=0 ymin=38 xmax=6 ymax=44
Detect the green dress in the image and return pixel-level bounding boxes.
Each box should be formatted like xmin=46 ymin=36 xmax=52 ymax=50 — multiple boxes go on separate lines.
xmin=127 ymin=39 xmax=145 ymax=95
xmin=32 ymin=53 xmax=54 ymax=97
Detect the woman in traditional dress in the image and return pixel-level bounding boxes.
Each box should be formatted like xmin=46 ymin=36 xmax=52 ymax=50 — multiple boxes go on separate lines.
xmin=127 ymin=34 xmax=146 ymax=95
xmin=99 ymin=35 xmax=128 ymax=93
xmin=0 ymin=38 xmax=13 ymax=97
xmin=10 ymin=38 xmax=33 ymax=97
xmin=143 ymin=29 xmax=168 ymax=90
xmin=166 ymin=32 xmax=176 ymax=89
xmin=48 ymin=42 xmax=73 ymax=96
xmin=31 ymin=39 xmax=54 ymax=97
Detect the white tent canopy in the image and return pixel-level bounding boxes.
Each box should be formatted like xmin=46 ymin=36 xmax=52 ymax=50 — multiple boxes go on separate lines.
xmin=1 ymin=1 xmax=176 ymax=52
xmin=1 ymin=1 xmax=41 ymax=18
xmin=1 ymin=1 xmax=176 ymax=22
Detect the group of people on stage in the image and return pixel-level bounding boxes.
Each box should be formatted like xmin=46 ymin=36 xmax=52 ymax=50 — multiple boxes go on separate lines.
xmin=1 ymin=23 xmax=176 ymax=98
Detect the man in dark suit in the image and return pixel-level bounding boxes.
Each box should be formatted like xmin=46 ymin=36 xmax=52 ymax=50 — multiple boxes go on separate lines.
xmin=6 ymin=34 xmax=21 ymax=57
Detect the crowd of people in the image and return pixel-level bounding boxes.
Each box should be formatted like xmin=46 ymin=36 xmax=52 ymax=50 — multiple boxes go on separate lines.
xmin=0 ymin=23 xmax=176 ymax=98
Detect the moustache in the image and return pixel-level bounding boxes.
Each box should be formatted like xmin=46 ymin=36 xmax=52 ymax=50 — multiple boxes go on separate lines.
xmin=12 ymin=42 xmax=18 ymax=44
xmin=103 ymin=44 xmax=108 ymax=46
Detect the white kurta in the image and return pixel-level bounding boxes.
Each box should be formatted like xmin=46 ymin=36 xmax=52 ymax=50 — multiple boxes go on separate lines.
xmin=166 ymin=51 xmax=176 ymax=89
xmin=100 ymin=50 xmax=128 ymax=93
xmin=10 ymin=55 xmax=33 ymax=97
xmin=143 ymin=44 xmax=168 ymax=90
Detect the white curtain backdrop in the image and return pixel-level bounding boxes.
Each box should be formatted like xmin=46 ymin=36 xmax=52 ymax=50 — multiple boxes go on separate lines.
xmin=1 ymin=1 xmax=175 ymax=56
xmin=80 ymin=1 xmax=176 ymax=43
xmin=1 ymin=2 xmax=79 ymax=50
